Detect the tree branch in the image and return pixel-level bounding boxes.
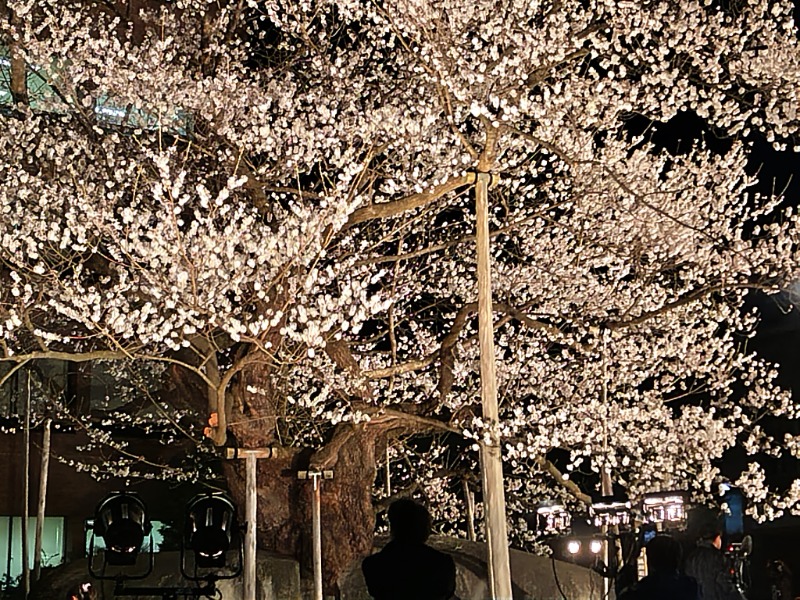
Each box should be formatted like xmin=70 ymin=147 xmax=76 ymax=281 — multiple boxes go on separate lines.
xmin=1 ymin=349 xmax=218 ymax=401
xmin=535 ymin=456 xmax=592 ymax=506
xmin=345 ymin=173 xmax=476 ymax=228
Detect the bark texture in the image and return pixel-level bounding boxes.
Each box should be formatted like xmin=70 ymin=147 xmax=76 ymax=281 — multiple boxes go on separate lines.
xmin=221 ymin=360 xmax=379 ymax=594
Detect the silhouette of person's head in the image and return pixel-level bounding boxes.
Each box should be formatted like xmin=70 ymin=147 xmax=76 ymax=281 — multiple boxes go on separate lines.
xmin=388 ymin=498 xmax=432 ymax=544
xmin=645 ymin=535 xmax=682 ymax=574
xmin=688 ymin=506 xmax=723 ymax=546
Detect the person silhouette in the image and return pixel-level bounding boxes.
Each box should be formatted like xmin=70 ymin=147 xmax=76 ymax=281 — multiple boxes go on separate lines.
xmin=362 ymin=498 xmax=457 ymax=600
xmin=684 ymin=522 xmax=745 ymax=600
xmin=618 ymin=534 xmax=700 ymax=600
xmin=768 ymin=559 xmax=793 ymax=600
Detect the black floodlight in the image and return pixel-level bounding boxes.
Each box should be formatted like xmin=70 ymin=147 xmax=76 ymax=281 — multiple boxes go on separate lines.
xmin=93 ymin=492 xmax=152 ymax=566
xmin=535 ymin=504 xmax=572 ymax=537
xmin=590 ymin=497 xmax=632 ymax=529
xmin=642 ymin=491 xmax=688 ymax=530
xmin=184 ymin=492 xmax=237 ymax=568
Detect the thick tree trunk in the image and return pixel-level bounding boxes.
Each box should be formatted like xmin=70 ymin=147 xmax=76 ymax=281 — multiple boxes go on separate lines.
xmin=172 ymin=337 xmax=381 ymax=594
xmin=223 ymin=430 xmax=377 ymax=594
xmin=222 ymin=361 xmax=379 ymax=595
xmin=314 ymin=428 xmax=377 ymax=592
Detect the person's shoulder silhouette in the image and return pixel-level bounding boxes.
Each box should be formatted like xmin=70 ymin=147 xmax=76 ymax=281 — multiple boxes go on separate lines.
xmin=618 ymin=535 xmax=700 ymax=600
xmin=362 ymin=498 xmax=457 ymax=600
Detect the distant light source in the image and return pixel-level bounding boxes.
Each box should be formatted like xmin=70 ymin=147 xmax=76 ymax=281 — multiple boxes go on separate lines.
xmin=93 ymin=492 xmax=151 ymax=566
xmin=185 ymin=493 xmax=237 ymax=568
xmin=589 ymin=539 xmax=604 ymax=555
xmin=589 ymin=498 xmax=632 ymax=529
xmin=535 ymin=504 xmax=571 ymax=537
xmin=566 ymin=540 xmax=581 ymax=555
xmin=642 ymin=491 xmax=687 ymax=530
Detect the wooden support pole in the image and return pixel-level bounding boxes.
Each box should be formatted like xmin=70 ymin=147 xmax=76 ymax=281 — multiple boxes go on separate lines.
xmin=463 ymin=480 xmax=476 ymax=542
xmin=297 ymin=470 xmax=332 ymax=600
xmin=311 ymin=474 xmax=323 ymax=600
xmin=21 ymin=375 xmax=31 ymax=599
xmin=385 ymin=445 xmax=391 ymax=497
xmin=245 ymin=453 xmax=257 ymax=600
xmin=33 ymin=419 xmax=51 ymax=582
xmin=224 ymin=447 xmax=286 ymax=600
xmin=5 ymin=517 xmax=13 ymax=588
xmin=601 ymin=469 xmax=613 ymax=600
xmin=475 ymin=171 xmax=513 ymax=600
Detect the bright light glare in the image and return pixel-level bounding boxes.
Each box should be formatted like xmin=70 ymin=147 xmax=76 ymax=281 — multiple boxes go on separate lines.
xmin=590 ymin=540 xmax=603 ymax=554
xmin=567 ymin=540 xmax=581 ymax=555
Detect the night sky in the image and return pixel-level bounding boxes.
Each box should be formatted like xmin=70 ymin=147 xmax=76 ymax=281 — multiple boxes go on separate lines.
xmin=625 ymin=106 xmax=800 ymax=597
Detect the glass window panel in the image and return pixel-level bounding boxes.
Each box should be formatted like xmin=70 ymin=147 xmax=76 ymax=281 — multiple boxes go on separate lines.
xmin=89 ymin=361 xmax=134 ymax=411
xmin=86 ymin=520 xmax=166 ymax=555
xmin=0 ymin=363 xmax=15 ymax=418
xmin=0 ymin=517 xmax=65 ymax=589
xmin=0 ymin=52 xmax=10 ymax=106
xmin=14 ymin=360 xmax=68 ymax=415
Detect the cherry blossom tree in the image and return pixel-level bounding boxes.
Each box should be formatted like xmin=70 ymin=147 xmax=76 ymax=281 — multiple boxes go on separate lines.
xmin=3 ymin=0 xmax=800 ymax=590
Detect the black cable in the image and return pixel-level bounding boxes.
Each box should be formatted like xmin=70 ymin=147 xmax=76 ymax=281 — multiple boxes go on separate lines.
xmin=99 ymin=560 xmax=107 ymax=600
xmin=551 ymin=556 xmax=569 ymax=600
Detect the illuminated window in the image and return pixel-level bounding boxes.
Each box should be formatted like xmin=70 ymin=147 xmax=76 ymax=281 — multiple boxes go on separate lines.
xmin=0 ymin=517 xmax=65 ymax=589
xmin=1 ymin=48 xmax=191 ymax=135
xmin=0 ymin=360 xmax=68 ymax=419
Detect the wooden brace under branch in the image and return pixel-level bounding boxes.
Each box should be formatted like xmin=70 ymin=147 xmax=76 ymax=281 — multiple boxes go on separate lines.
xmin=224 ymin=447 xmax=291 ymax=460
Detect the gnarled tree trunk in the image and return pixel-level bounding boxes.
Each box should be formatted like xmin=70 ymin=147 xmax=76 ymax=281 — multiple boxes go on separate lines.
xmin=222 ymin=359 xmax=380 ymax=595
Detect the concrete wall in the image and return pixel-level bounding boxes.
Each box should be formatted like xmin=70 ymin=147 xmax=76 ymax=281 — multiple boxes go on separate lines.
xmin=341 ymin=536 xmax=606 ymax=600
xmin=31 ymin=536 xmax=605 ymax=600
xmin=30 ymin=550 xmax=302 ymax=600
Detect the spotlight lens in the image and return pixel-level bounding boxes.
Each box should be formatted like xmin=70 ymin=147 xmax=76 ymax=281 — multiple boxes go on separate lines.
xmin=590 ymin=540 xmax=603 ymax=554
xmin=192 ymin=528 xmax=230 ymax=558
xmin=567 ymin=540 xmax=581 ymax=555
xmin=93 ymin=492 xmax=150 ymax=565
xmin=185 ymin=493 xmax=237 ymax=568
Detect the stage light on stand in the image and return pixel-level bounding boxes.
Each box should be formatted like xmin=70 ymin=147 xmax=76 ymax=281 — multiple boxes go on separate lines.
xmin=642 ymin=492 xmax=688 ymax=530
xmin=91 ymin=492 xmax=152 ymax=567
xmin=589 ymin=497 xmax=632 ymax=529
xmin=87 ymin=490 xmax=243 ymax=598
xmin=184 ymin=492 xmax=237 ymax=569
xmin=535 ymin=504 xmax=572 ymax=537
